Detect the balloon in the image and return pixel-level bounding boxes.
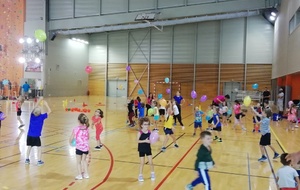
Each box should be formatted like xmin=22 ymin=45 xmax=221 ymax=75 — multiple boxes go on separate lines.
xmin=227 ymin=109 xmax=232 ymax=115
xmin=0 ymin=113 xmax=5 ymax=121
xmin=164 ymin=77 xmax=170 ymax=83
xmin=126 ymin=66 xmax=131 ymax=71
xmin=160 ymin=99 xmax=167 ymax=107
xmin=85 ymin=66 xmax=92 ymax=74
xmin=138 ymin=89 xmax=143 ymax=95
xmin=148 ymin=108 xmax=154 ymax=116
xmin=191 ymin=90 xmax=197 ymax=99
xmin=166 ymin=88 xmax=171 ymax=94
xmin=154 ymin=115 xmax=159 ymax=121
xmin=71 ymin=139 xmax=76 ymax=147
xmin=252 ymin=83 xmax=259 ymax=90
xmin=158 ymin=94 xmax=163 ymax=99
xmin=150 ymin=130 xmax=159 ymax=144
xmin=243 ymin=96 xmax=251 ymax=107
xmin=134 ymin=79 xmax=139 ymax=84
xmin=2 ymin=79 xmax=8 ymax=85
xmin=200 ymin=95 xmax=207 ymax=102
xmin=205 ymin=116 xmax=211 ymax=121
xmin=34 ymin=29 xmax=47 ymax=42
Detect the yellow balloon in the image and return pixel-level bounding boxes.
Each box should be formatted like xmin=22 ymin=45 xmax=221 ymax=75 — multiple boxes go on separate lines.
xmin=160 ymin=99 xmax=167 ymax=107
xmin=243 ymin=96 xmax=251 ymax=107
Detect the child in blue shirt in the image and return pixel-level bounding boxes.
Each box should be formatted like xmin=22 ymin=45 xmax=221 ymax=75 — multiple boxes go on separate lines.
xmin=193 ymin=107 xmax=204 ymax=136
xmin=212 ymin=107 xmax=222 ymax=142
xmin=138 ymin=102 xmax=145 ymax=119
xmin=251 ymin=107 xmax=280 ymax=162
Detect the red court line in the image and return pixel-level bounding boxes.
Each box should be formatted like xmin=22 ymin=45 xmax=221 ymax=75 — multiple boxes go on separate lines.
xmin=90 ymin=144 xmax=114 ymax=190
xmin=154 ymin=138 xmax=201 ymax=190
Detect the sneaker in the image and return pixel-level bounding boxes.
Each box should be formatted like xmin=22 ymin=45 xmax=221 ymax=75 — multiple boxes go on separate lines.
xmin=161 ymin=147 xmax=166 ymax=152
xmin=252 ymin=129 xmax=255 ymax=132
xmin=18 ymin=124 xmax=25 ymax=128
xmin=273 ymin=153 xmax=280 ymax=159
xmin=37 ymin=160 xmax=44 ymax=166
xmin=173 ymin=123 xmax=177 ymax=126
xmin=258 ymin=130 xmax=261 ymax=133
xmin=213 ymin=136 xmax=218 ymax=140
xmin=138 ymin=175 xmax=144 ymax=182
xmin=218 ymin=139 xmax=222 ymax=142
xmin=25 ymin=159 xmax=30 ymax=165
xmin=242 ymin=127 xmax=247 ymax=131
xmin=185 ymin=184 xmax=194 ymax=190
xmin=295 ymin=125 xmax=299 ymax=128
xmin=83 ymin=174 xmax=90 ymax=179
xmin=75 ymin=175 xmax=83 ymax=180
xmin=174 ymin=144 xmax=179 ymax=148
xmin=94 ymin=146 xmax=101 ymax=150
xmin=258 ymin=156 xmax=267 ymax=162
xmin=193 ymin=133 xmax=196 ymax=136
xmin=181 ymin=126 xmax=185 ymax=130
xmin=150 ymin=172 xmax=155 ymax=181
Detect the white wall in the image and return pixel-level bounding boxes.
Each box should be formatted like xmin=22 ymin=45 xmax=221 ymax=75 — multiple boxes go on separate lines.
xmin=44 ymin=35 xmax=89 ymax=96
xmin=273 ymin=0 xmax=300 ymax=78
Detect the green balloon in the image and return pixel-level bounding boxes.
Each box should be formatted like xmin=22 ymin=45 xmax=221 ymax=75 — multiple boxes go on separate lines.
xmin=34 ymin=29 xmax=47 ymax=42
xmin=148 ymin=108 xmax=154 ymax=116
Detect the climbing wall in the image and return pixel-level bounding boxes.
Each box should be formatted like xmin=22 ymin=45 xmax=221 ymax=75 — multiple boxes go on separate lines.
xmin=0 ymin=0 xmax=25 ymax=93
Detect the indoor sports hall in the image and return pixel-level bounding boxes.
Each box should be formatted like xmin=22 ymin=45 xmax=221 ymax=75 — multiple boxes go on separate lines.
xmin=1 ymin=0 xmax=300 ymax=190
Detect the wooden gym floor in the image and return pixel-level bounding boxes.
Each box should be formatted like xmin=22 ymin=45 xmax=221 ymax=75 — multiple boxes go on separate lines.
xmin=0 ymin=96 xmax=299 ymax=190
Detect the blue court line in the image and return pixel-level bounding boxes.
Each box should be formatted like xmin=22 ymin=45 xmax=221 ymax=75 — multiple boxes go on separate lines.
xmin=247 ymin=153 xmax=252 ymax=190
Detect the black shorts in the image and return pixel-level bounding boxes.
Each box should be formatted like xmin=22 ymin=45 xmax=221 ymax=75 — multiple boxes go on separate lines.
xmin=212 ymin=127 xmax=222 ymax=132
xmin=159 ymin=109 xmax=165 ymax=116
xmin=27 ymin=136 xmax=41 ymax=147
xmin=260 ymin=133 xmax=271 ymax=146
xmin=223 ymin=112 xmax=228 ymax=117
xmin=76 ymin=149 xmax=89 ymax=155
xmin=164 ymin=127 xmax=174 ymax=135
xmin=208 ymin=118 xmax=213 ymax=124
xmin=235 ymin=113 xmax=245 ymax=120
xmin=17 ymin=109 xmax=22 ymax=116
xmin=139 ymin=150 xmax=152 ymax=157
xmin=253 ymin=116 xmax=261 ymax=123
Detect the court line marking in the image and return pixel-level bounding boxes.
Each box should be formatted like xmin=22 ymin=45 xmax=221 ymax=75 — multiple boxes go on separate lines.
xmin=154 ymin=137 xmax=201 ymax=190
xmin=270 ymin=126 xmax=287 ymax=153
xmin=247 ymin=153 xmax=252 ymax=190
xmin=264 ymin=147 xmax=278 ymax=189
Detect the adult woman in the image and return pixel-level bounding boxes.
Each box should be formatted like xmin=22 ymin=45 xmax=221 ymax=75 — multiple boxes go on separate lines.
xmin=173 ymin=91 xmax=185 ymax=116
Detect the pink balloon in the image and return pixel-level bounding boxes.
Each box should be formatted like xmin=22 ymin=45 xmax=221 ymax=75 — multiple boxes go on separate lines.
xmin=150 ymin=130 xmax=159 ymax=144
xmin=200 ymin=95 xmax=207 ymax=102
xmin=166 ymin=88 xmax=171 ymax=94
xmin=85 ymin=66 xmax=92 ymax=74
xmin=191 ymin=90 xmax=197 ymax=99
xmin=126 ymin=66 xmax=131 ymax=71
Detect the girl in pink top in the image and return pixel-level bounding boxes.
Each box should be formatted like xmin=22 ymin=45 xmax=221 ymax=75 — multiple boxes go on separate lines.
xmin=69 ymin=113 xmax=90 ymax=180
xmin=232 ymin=100 xmax=246 ymax=131
xmin=16 ymin=96 xmax=25 ymax=128
xmin=287 ymin=103 xmax=297 ymax=131
xmin=92 ymin=109 xmax=104 ymax=150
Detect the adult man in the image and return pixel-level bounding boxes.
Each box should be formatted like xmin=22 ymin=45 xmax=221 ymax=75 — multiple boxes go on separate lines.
xmin=22 ymin=81 xmax=30 ymax=100
xmin=262 ymin=87 xmax=271 ymax=103
xmin=277 ymin=88 xmax=284 ymax=119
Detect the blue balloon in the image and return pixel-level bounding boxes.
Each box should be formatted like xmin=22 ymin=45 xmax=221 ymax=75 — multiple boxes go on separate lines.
xmin=71 ymin=139 xmax=76 ymax=147
xmin=164 ymin=77 xmax=170 ymax=83
xmin=138 ymin=89 xmax=143 ymax=95
xmin=205 ymin=116 xmax=211 ymax=121
xmin=227 ymin=109 xmax=232 ymax=115
xmin=154 ymin=115 xmax=160 ymax=121
xmin=252 ymin=83 xmax=258 ymax=90
xmin=158 ymin=94 xmax=163 ymax=99
xmin=2 ymin=80 xmax=8 ymax=85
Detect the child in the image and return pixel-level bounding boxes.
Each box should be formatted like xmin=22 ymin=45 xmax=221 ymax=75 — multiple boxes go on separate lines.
xmin=185 ymin=131 xmax=214 ymax=190
xmin=251 ymin=107 xmax=280 ymax=162
xmin=173 ymin=100 xmax=184 ymax=130
xmin=221 ymin=101 xmax=228 ymax=126
xmin=158 ymin=99 xmax=166 ymax=122
xmin=252 ymin=103 xmax=262 ymax=133
xmin=152 ymin=100 xmax=159 ymax=130
xmin=92 ymin=109 xmax=104 ymax=150
xmin=128 ymin=99 xmax=135 ymax=127
xmin=25 ymin=98 xmax=51 ymax=166
xmin=206 ymin=105 xmax=214 ymax=130
xmin=193 ymin=107 xmax=204 ymax=136
xmin=137 ymin=117 xmax=155 ymax=182
xmin=276 ymin=153 xmax=299 ymax=190
xmin=16 ymin=96 xmax=25 ymax=128
xmin=161 ymin=102 xmax=179 ymax=152
xmin=138 ymin=102 xmax=145 ymax=119
xmin=69 ymin=113 xmax=90 ymax=180
xmin=134 ymin=96 xmax=141 ymax=118
xmin=0 ymin=104 xmax=6 ymax=129
xmin=287 ymin=103 xmax=297 ymax=131
xmin=212 ymin=107 xmax=222 ymax=142
xmin=232 ymin=100 xmax=246 ymax=131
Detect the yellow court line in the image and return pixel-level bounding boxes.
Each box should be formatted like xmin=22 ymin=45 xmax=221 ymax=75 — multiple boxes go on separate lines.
xmin=270 ymin=126 xmax=288 ymax=153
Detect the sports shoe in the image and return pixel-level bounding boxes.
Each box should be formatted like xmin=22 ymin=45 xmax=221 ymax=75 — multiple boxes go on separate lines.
xmin=161 ymin=147 xmax=166 ymax=152
xmin=242 ymin=127 xmax=247 ymax=131
xmin=138 ymin=175 xmax=144 ymax=182
xmin=258 ymin=156 xmax=267 ymax=162
xmin=217 ymin=139 xmax=222 ymax=142
xmin=150 ymin=172 xmax=155 ymax=181
xmin=25 ymin=159 xmax=30 ymax=165
xmin=185 ymin=184 xmax=194 ymax=190
xmin=75 ymin=175 xmax=83 ymax=180
xmin=295 ymin=125 xmax=299 ymax=128
xmin=83 ymin=174 xmax=90 ymax=179
xmin=94 ymin=146 xmax=101 ymax=150
xmin=174 ymin=144 xmax=179 ymax=148
xmin=258 ymin=130 xmax=261 ymax=133
xmin=181 ymin=126 xmax=185 ymax=130
xmin=213 ymin=136 xmax=218 ymax=140
xmin=193 ymin=133 xmax=196 ymax=136
xmin=37 ymin=160 xmax=44 ymax=166
xmin=18 ymin=124 xmax=25 ymax=128
xmin=252 ymin=129 xmax=255 ymax=132
xmin=273 ymin=153 xmax=280 ymax=159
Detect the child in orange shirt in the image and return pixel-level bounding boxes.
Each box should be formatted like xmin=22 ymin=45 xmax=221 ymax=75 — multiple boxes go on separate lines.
xmin=92 ymin=109 xmax=104 ymax=150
